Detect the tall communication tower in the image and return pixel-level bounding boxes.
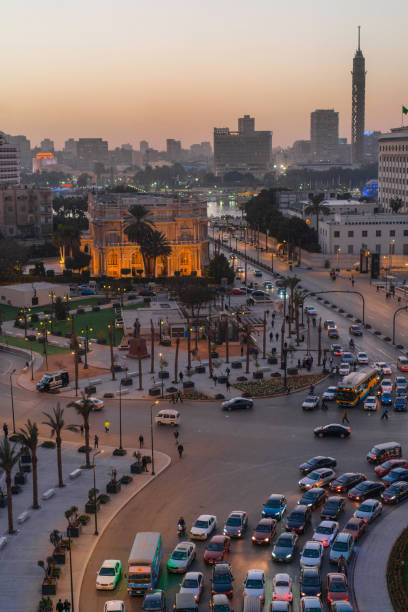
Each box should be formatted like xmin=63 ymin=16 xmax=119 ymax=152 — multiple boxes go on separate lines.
xmin=351 ymin=26 xmax=366 ymax=165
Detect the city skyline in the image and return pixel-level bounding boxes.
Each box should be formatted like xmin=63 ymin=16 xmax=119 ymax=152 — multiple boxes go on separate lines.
xmin=1 ymin=0 xmax=408 ymax=149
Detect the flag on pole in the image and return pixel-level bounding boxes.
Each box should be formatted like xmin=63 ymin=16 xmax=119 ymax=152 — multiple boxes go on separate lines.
xmin=403 ymin=106 xmax=408 ymax=115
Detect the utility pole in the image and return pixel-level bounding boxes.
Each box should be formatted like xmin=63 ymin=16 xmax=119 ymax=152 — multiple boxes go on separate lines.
xmin=186 ymin=315 xmax=192 ymax=370
xmin=108 ymin=322 xmax=116 ymax=381
xmin=150 ymin=319 xmax=155 ymax=374
xmin=262 ymin=311 xmax=267 ymax=359
xmin=173 ymin=338 xmax=180 ymax=383
xmin=224 ymin=315 xmax=229 ymax=364
xmin=317 ymin=318 xmax=322 ymax=366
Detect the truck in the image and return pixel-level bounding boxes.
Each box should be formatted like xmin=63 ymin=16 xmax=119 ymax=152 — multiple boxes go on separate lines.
xmin=127 ymin=532 xmax=162 ymax=596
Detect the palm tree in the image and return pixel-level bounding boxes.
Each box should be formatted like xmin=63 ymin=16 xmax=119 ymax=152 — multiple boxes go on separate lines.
xmin=141 ymin=231 xmax=172 ymax=277
xmin=53 ymin=224 xmax=81 ymax=264
xmin=67 ymin=392 xmax=94 ymax=468
xmin=304 ymin=194 xmax=330 ymax=237
xmin=124 ymin=205 xmax=155 ymax=274
xmin=293 ymin=288 xmax=308 ymax=345
xmin=283 ymin=275 xmax=301 ymax=330
xmin=0 ymin=438 xmax=21 ymax=533
xmin=16 ymin=420 xmax=40 ymax=509
xmin=389 ymin=197 xmax=404 ymax=213
xmin=42 ymin=404 xmax=73 ymax=488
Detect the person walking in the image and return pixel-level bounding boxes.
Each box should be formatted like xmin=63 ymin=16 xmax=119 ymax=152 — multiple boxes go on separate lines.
xmin=226 ymin=379 xmax=231 ymax=392
xmin=56 ymin=600 xmax=64 ymax=612
xmin=179 ymin=371 xmax=184 ymax=382
xmin=141 ymin=456 xmax=148 ymax=472
xmin=381 ymin=406 xmax=389 ymax=420
xmin=338 ymin=554 xmax=347 ymax=576
xmin=139 ymin=434 xmax=144 ymax=448
xmin=213 ymin=375 xmax=218 ymax=386
xmin=342 ymin=410 xmax=350 ymax=425
xmin=177 ymin=443 xmax=184 ymax=458
xmin=174 ymin=430 xmax=179 ymax=444
xmin=275 ymin=332 xmax=279 ymax=342
xmin=271 ymin=319 xmax=275 ymax=328
xmin=351 ymin=277 xmax=355 ymax=287
xmin=3 ymin=422 xmax=8 ymax=439
xmin=269 ymin=331 xmax=273 ymax=342
xmin=94 ymin=434 xmax=99 ymax=449
xmin=226 ymin=367 xmax=231 ymax=377
xmin=240 ymin=345 xmax=244 ymax=356
xmin=80 ymin=424 xmax=84 ymax=436
xmin=309 ymin=384 xmax=315 ymax=394
xmin=63 ymin=600 xmax=71 ymax=612
xmin=177 ymin=390 xmax=183 ymax=403
xmin=104 ymin=420 xmax=110 ymax=433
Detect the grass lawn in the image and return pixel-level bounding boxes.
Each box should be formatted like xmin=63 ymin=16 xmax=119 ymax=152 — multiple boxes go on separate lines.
xmin=0 ymin=296 xmax=108 ymax=321
xmin=52 ymin=307 xmax=123 ymax=345
xmin=1 ymin=335 xmax=69 ymax=355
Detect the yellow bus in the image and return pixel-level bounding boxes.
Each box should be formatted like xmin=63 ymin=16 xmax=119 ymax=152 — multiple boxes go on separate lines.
xmin=335 ymin=368 xmax=380 ymax=408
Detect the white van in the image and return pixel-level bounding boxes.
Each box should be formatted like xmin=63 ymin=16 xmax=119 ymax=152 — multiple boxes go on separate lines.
xmin=155 ymin=409 xmax=180 ymax=426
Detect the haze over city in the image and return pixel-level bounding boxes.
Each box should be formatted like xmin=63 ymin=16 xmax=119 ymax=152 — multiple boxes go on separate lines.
xmin=2 ymin=0 xmax=408 ymax=148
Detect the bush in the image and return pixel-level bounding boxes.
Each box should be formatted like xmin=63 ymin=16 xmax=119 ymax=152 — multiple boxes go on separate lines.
xmin=324 ymin=259 xmax=330 ymax=268
xmin=41 ymin=440 xmax=56 ymax=449
xmin=120 ymin=475 xmax=133 ymax=485
xmin=97 ymin=493 xmax=111 ymax=504
xmin=78 ymin=514 xmax=90 ymax=525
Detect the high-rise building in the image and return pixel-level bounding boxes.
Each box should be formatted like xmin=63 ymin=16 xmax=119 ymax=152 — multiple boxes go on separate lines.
xmin=77 ymin=138 xmax=109 ymax=168
xmin=0 ymin=186 xmax=53 ymax=240
xmin=166 ymin=138 xmax=182 ymax=162
xmin=140 ymin=140 xmax=149 ymax=155
xmin=213 ymin=115 xmax=272 ymax=177
xmin=0 ymin=134 xmax=20 ymax=185
xmin=310 ymin=109 xmax=339 ymax=162
xmin=351 ymin=26 xmax=366 ymax=165
xmin=40 ymin=138 xmax=54 ymax=153
xmin=3 ymin=134 xmax=31 ymax=170
xmin=378 ymin=127 xmax=408 ymax=212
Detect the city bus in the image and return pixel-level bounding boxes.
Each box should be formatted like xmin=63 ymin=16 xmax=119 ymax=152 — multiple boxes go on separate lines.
xmin=127 ymin=532 xmax=162 ymax=596
xmin=335 ymin=368 xmax=380 ymax=408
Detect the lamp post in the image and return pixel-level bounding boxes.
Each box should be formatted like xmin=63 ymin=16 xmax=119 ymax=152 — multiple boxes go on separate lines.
xmin=17 ymin=306 xmax=31 ymax=338
xmin=9 ymin=368 xmax=16 ymax=433
xmin=244 ymin=227 xmax=248 ymax=287
xmin=37 ymin=324 xmax=50 ymax=369
xmin=68 ymin=533 xmax=74 ymax=612
xmin=159 ymin=353 xmax=164 ymax=398
xmin=48 ymin=290 xmax=56 ymax=315
xmin=92 ymin=450 xmax=102 ymax=535
xmin=271 ymin=249 xmax=274 ymax=273
xmin=150 ymin=400 xmax=159 ymax=475
xmin=389 ymin=240 xmax=395 ymax=271
xmin=336 ymin=247 xmax=341 ymax=269
xmin=25 ymin=337 xmax=34 ymax=380
xmin=118 ymin=380 xmax=124 ymax=451
xmin=80 ymin=325 xmax=93 ymax=369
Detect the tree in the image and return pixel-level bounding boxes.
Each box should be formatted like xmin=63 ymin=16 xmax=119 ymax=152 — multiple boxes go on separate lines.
xmin=205 ymin=254 xmax=235 ymax=285
xmin=54 ymin=297 xmax=68 ymax=321
xmin=140 ymin=230 xmax=172 ymax=277
xmin=16 ymin=420 xmax=40 ymax=509
xmin=0 ymin=438 xmax=21 ymax=533
xmin=179 ymin=285 xmax=215 ymax=319
xmin=67 ymin=393 xmax=94 ymax=468
xmin=77 ymin=173 xmax=91 ymax=188
xmin=65 ymin=250 xmax=91 ymax=272
xmin=42 ymin=404 xmax=72 ymax=488
xmin=53 ymin=224 xmax=81 ymax=264
xmin=389 ymin=197 xmax=404 ymax=213
xmin=283 ymin=275 xmax=301 ymax=325
xmin=0 ymin=239 xmax=29 ymax=281
xmin=124 ymin=205 xmax=155 ymax=273
xmin=304 ymin=193 xmax=330 ymax=237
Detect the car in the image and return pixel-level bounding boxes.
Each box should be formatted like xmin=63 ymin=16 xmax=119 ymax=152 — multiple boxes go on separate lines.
xmin=104 ymin=602 xmax=126 ymax=612
xmin=321 ymin=496 xmax=345 ymax=520
xmin=211 ymin=563 xmax=234 ymax=598
xmin=81 ymin=288 xmax=97 ymax=295
xmin=323 ymin=387 xmax=337 ymax=401
xmin=139 ymin=289 xmax=156 ymax=296
xmin=299 ymin=468 xmax=336 ymax=490
xmin=304 ymin=305 xmax=318 ymax=317
xmin=299 ymin=456 xmax=337 ymax=474
xmin=285 ymin=505 xmax=311 ymax=533
xmin=375 ymin=459 xmax=408 ymax=477
xmin=223 ymin=511 xmax=248 ymax=538
xmin=382 ymin=467 xmax=408 ymax=487
xmin=364 ymin=396 xmax=377 ymax=411
xmin=398 ymin=356 xmax=408 ymax=371
xmin=342 ymin=352 xmax=355 ymax=365
xmin=331 ymin=344 xmax=343 ymax=356
xmin=270 ymin=602 xmax=290 ymax=612
xmin=264 ymin=280 xmax=274 ymax=289
xmin=75 ymin=396 xmax=104 ymax=411
xmin=328 ymin=328 xmax=339 ymax=339
xmin=302 ymin=395 xmax=320 ymax=410
xmin=204 ymin=535 xmax=230 ymax=564
xmin=380 ymin=378 xmax=393 ymax=393
xmin=326 ymin=573 xmax=349 ymax=605
xmin=300 ymin=568 xmax=321 ymax=598
xmin=179 ymin=572 xmax=204 ymax=601
xmin=342 ymin=517 xmax=367 ymax=541
xmin=394 ymin=397 xmax=407 ymax=412
xmin=395 ymin=386 xmax=408 ymax=398
xmin=381 ymin=391 xmax=393 ymax=406
xmin=348 ymin=480 xmax=385 ymax=501
xmin=338 ymin=363 xmax=350 ymax=376
xmin=300 ymin=540 xmax=324 ymax=569
xmin=329 ymin=532 xmax=354 ymax=564
xmin=381 ymin=481 xmax=408 ymax=504
xmin=324 ymin=320 xmax=337 ymax=329
xmin=96 ymin=559 xmax=122 ymax=590
xmin=314 ymin=424 xmax=351 ymax=438
xmin=331 ymin=603 xmax=354 ymax=612
xmin=357 ymin=352 xmax=369 ymax=364
xmin=272 ymin=532 xmax=298 ymax=562
xmin=330 ymin=472 xmax=367 ymax=493
xmin=353 ymin=498 xmax=382 ymax=522
xmin=382 ymin=364 xmax=393 ymax=375
xmin=210 ymin=594 xmax=232 ymax=612
xmin=239 ymin=286 xmax=253 ymax=293
xmin=221 ymin=397 xmax=253 ymax=411
xmin=262 ymin=494 xmax=287 ymax=519
xmin=272 ymin=573 xmax=293 ymax=601
xmin=300 ymin=596 xmax=323 ymax=612
xmin=396 ymin=375 xmax=407 ymax=387
xmin=167 ymin=542 xmax=196 ymax=573
xmin=349 ymin=325 xmax=362 ymax=336
xmin=190 ymin=515 xmax=217 ymax=540
xmin=229 ymin=288 xmax=246 ymax=295
xmin=312 ymin=520 xmax=339 ymax=547
xmin=142 ymin=590 xmax=166 ymax=612
xmin=243 ymin=569 xmax=265 ymax=601
xmin=254 ymin=270 xmax=263 ymax=277
xmin=298 ymin=488 xmax=328 ymax=509
xmin=251 ymin=518 xmax=276 ymax=545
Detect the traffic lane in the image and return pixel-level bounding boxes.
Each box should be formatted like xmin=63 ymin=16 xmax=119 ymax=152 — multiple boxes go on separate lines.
xmin=79 ymin=392 xmax=402 ymax=612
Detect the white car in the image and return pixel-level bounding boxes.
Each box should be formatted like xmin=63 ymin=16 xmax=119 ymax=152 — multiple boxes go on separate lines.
xmin=300 ymin=540 xmax=324 ymax=568
xmin=302 ymin=396 xmax=320 ymax=410
xmin=179 ymin=571 xmax=204 ymax=601
xmin=96 ymin=559 xmax=122 ymax=590
xmin=322 ymin=387 xmax=337 ymax=401
xmin=364 ymin=396 xmax=377 ymax=411
xmin=339 ymin=363 xmax=350 ymax=376
xmin=380 ymin=379 xmax=393 ymax=393
xmin=375 ymin=361 xmax=392 ymax=375
xmin=304 ymin=306 xmax=317 ymax=317
xmin=357 ymin=352 xmax=369 ymax=365
xmin=167 ymin=542 xmax=196 ymax=573
xmin=312 ymin=520 xmax=339 ymax=547
xmin=353 ymin=499 xmax=382 ymax=523
xmin=329 ymin=532 xmax=354 ymax=564
xmin=104 ymin=602 xmax=126 ymax=612
xmin=244 ymin=569 xmax=265 ymax=601
xmin=272 ymin=573 xmax=293 ymax=601
xmin=190 ymin=515 xmax=217 ymax=540
xmin=74 ymin=396 xmax=104 ymax=411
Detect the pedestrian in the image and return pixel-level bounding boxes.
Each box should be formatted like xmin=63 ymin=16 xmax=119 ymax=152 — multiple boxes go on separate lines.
xmin=269 ymin=332 xmax=273 ymax=342
xmin=174 ymin=430 xmax=179 ymax=444
xmin=329 ymin=357 xmax=333 ymax=366
xmin=271 ymin=319 xmax=274 ymax=328
xmin=240 ymin=345 xmax=244 ymax=356
xmin=104 ymin=420 xmax=110 ymax=433
xmin=172 ymin=392 xmax=177 ymax=404
xmin=3 ymin=422 xmax=8 ymax=438
xmin=286 ymin=386 xmax=291 ymax=395
xmin=177 ymin=443 xmax=184 ymax=458
xmin=80 ymin=424 xmax=84 ymax=436
xmin=312 ymin=318 xmax=316 ymax=327
xmin=309 ymin=385 xmax=315 ymax=394
xmin=275 ymin=333 xmax=279 ymax=342
xmin=63 ymin=600 xmax=71 ymax=612
xmin=56 ymin=600 xmax=64 ymax=612
xmin=351 ymin=278 xmax=355 ymax=287
xmin=342 ymin=410 xmax=350 ymax=425
xmin=179 ymin=371 xmax=184 ymax=382
xmin=141 ymin=456 xmax=148 ymax=472
xmin=226 ymin=379 xmax=231 ymax=392
xmin=381 ymin=406 xmax=389 ymax=420
xmin=226 ymin=367 xmax=231 ymax=376
xmin=177 ymin=390 xmax=183 ymax=403
xmin=139 ymin=434 xmax=144 ymax=448
xmin=297 ymin=359 xmax=301 ymax=369
xmin=94 ymin=434 xmax=99 ymax=449
xmin=338 ymin=554 xmax=347 ymax=576
xmin=336 ymin=365 xmax=339 ymax=375
xmin=213 ymin=375 xmax=218 ymax=386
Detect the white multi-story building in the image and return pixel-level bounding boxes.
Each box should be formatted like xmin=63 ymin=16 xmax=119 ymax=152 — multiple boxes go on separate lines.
xmin=378 ymin=127 xmax=408 ymax=211
xmin=0 ymin=134 xmax=20 ymax=185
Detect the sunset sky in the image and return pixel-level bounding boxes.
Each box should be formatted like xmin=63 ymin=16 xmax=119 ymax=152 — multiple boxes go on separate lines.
xmin=1 ymin=0 xmax=407 ymax=149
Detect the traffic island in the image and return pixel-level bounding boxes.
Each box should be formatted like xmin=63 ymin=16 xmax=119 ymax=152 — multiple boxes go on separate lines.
xmin=387 ymin=526 xmax=408 ymax=611
xmin=233 ymin=373 xmax=326 ymax=397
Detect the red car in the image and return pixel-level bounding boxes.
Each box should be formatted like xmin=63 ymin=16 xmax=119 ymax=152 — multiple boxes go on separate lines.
xmin=251 ymin=518 xmax=277 ymax=545
xmin=204 ymin=535 xmax=230 ymax=564
xmin=342 ymin=517 xmax=366 ymax=541
xmin=374 ymin=459 xmax=408 ymax=477
xmin=326 ymin=573 xmax=349 ymax=605
xmin=229 ymin=288 xmax=246 ymax=295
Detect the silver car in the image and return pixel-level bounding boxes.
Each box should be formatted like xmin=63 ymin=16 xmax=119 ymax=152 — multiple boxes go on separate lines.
xmin=300 ymin=540 xmax=324 ymax=569
xmin=329 ymin=532 xmax=354 ymax=564
xmin=312 ymin=520 xmax=339 ymax=547
xmin=353 ymin=498 xmax=382 ymax=523
xmin=299 ymin=468 xmax=336 ymax=491
xmin=179 ymin=572 xmax=204 ymax=601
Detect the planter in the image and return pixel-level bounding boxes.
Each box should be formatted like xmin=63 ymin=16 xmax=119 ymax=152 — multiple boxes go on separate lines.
xmin=11 ymin=485 xmax=21 ymax=495
xmin=106 ymin=481 xmax=121 ymax=494
xmin=160 ymin=339 xmax=171 ymax=346
xmin=253 ymin=371 xmax=264 ymax=379
xmin=130 ymin=463 xmax=143 ymax=474
xmin=103 ymin=392 xmax=114 ymax=398
xmin=78 ymin=445 xmax=92 ymax=454
xmin=85 ymin=385 xmax=96 ymax=394
xmin=211 ymin=352 xmax=219 ymax=358
xmin=195 ymin=365 xmax=206 ymax=374
xmin=14 ymin=473 xmax=26 ymax=485
xmin=183 ymin=381 xmax=194 ymax=389
xmin=121 ymin=377 xmax=133 ymax=386
xmin=231 ymin=361 xmax=242 ymax=369
xmin=217 ymin=376 xmax=228 ymax=384
xmin=21 ymin=454 xmax=32 ymax=464
xmin=158 ymin=371 xmax=170 ymax=379
xmin=271 ymin=372 xmax=282 ymax=378
xmin=237 ymin=376 xmax=248 ymax=382
xmin=113 ymin=448 xmax=127 ymax=456
xmin=287 ymin=368 xmax=298 ymax=375
xmin=41 ymin=581 xmax=57 ymax=596
xmin=97 ymin=494 xmax=110 ymax=504
xmin=149 ymin=387 xmax=160 ymax=396
xmin=113 ymin=365 xmax=123 ymax=372
xmin=85 ymin=501 xmax=100 ymax=514
xmin=67 ymin=523 xmax=81 ymax=538
xmin=120 ymin=475 xmax=133 ymax=485
xmin=167 ymin=386 xmax=177 ymax=393
xmin=267 ymin=357 xmax=278 ymax=365
xmin=52 ymin=567 xmax=61 ymax=579
xmin=142 ymin=455 xmax=152 ymax=464
xmin=215 ymin=394 xmax=225 ymax=400
xmin=22 ymin=464 xmax=31 ymax=473
xmin=53 ymin=549 xmax=66 ymax=565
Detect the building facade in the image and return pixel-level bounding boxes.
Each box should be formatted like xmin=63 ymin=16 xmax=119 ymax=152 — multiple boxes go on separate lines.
xmin=310 ymin=109 xmax=339 ymax=163
xmin=0 ymin=134 xmax=20 ymax=185
xmin=0 ymin=186 xmax=53 ymax=240
xmin=378 ymin=127 xmax=408 ymax=211
xmin=81 ymin=193 xmax=209 ymax=278
xmin=351 ymin=27 xmax=366 ymax=165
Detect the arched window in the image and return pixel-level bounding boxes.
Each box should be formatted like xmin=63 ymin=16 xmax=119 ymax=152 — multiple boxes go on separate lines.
xmin=131 ymin=252 xmax=143 ymax=265
xmin=180 ymin=251 xmax=190 ymax=266
xmin=108 ymin=252 xmax=118 ymax=266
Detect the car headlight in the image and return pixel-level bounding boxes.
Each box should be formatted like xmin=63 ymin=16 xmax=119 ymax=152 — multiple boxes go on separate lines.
xmin=285 ymin=553 xmax=292 ymax=558
xmin=272 ymin=552 xmax=276 ymax=558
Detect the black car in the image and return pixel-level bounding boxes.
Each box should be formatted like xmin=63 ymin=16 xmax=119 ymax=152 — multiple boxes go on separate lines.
xmin=381 ymin=481 xmax=408 ymax=504
xmin=348 ymin=480 xmax=385 ymax=501
xmin=143 ymin=590 xmax=166 ymax=612
xmin=299 ymin=456 xmax=337 ymax=474
xmin=314 ymin=424 xmax=351 ymax=438
xmin=329 ymin=472 xmax=367 ymax=493
xmin=300 ymin=568 xmax=322 ymax=598
xmin=221 ymin=397 xmax=253 ymax=411
xmin=298 ymin=487 xmax=328 ymax=509
xmin=211 ymin=563 xmax=234 ymax=598
xmin=349 ymin=325 xmax=363 ymax=336
xmin=285 ymin=505 xmax=311 ymax=534
xmin=320 ymin=496 xmax=345 ymax=520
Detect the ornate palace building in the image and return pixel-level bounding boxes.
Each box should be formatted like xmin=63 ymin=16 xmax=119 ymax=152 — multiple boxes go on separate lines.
xmin=81 ymin=192 xmax=209 ymax=278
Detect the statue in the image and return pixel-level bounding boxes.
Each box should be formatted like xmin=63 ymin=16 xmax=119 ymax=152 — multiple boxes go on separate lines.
xmin=133 ymin=318 xmax=141 ymax=338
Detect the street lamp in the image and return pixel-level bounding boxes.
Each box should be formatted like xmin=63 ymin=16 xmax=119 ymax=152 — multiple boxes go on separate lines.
xmin=336 ymin=247 xmax=341 ymax=269
xmin=68 ymin=533 xmax=74 ymax=612
xmin=92 ymin=450 xmax=103 ymax=535
xmin=389 ymin=239 xmax=395 ymax=271
xmin=37 ymin=325 xmax=50 ymax=369
xmin=150 ymin=400 xmax=159 ymax=475
xmin=48 ymin=290 xmax=56 ymax=315
xmin=24 ymin=337 xmax=34 ymax=380
xmin=18 ymin=306 xmax=31 ymax=338
xmin=9 ymin=368 xmax=16 ymax=433
xmin=80 ymin=325 xmax=93 ymax=369
xmin=159 ymin=353 xmax=164 ymax=398
xmin=118 ymin=378 xmax=125 ymax=452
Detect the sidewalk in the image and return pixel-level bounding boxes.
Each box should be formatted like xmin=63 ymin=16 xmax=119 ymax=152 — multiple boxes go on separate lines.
xmin=0 ymin=441 xmax=170 ymax=612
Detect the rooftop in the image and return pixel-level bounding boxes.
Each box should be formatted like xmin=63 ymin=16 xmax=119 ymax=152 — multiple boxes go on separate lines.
xmin=1 ymin=282 xmax=69 ymax=292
